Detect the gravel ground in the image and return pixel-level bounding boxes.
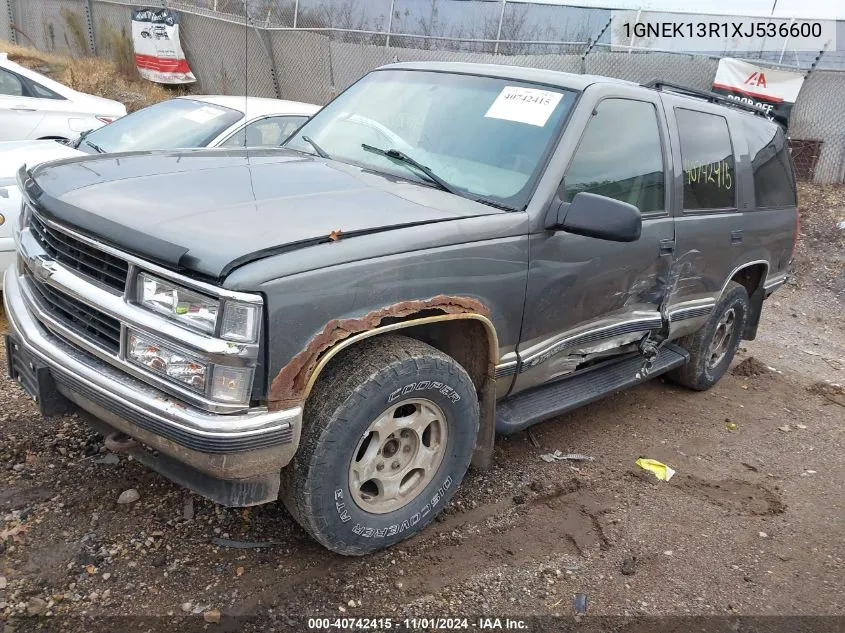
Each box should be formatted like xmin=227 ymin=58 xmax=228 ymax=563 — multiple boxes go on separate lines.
xmin=0 ymin=186 xmax=843 ymax=632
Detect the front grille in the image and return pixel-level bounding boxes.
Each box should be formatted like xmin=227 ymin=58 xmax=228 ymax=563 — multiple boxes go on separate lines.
xmin=26 ymin=273 xmax=121 ymax=354
xmin=29 ymin=213 xmax=129 ymax=293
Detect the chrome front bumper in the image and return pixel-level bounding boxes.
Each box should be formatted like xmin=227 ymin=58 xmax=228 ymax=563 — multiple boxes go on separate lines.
xmin=4 ymin=263 xmax=302 ymax=504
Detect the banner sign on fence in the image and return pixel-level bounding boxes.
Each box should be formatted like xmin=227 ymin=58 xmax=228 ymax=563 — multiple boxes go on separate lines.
xmin=711 ymin=58 xmax=805 ymax=129
xmin=131 ymin=8 xmax=196 ymax=84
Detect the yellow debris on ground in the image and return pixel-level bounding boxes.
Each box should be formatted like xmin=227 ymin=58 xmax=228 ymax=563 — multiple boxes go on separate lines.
xmin=635 ymin=458 xmax=676 ymax=481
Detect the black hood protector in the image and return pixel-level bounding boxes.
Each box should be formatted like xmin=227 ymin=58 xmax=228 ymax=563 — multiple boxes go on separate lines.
xmin=22 ymin=148 xmax=502 ymax=279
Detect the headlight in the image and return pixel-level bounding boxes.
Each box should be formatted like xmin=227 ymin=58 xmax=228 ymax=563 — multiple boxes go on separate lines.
xmin=127 ymin=330 xmax=207 ymax=392
xmin=137 ymin=272 xmax=261 ymax=342
xmin=138 ymin=273 xmax=218 ymax=334
xmin=131 ymin=272 xmax=261 ymax=407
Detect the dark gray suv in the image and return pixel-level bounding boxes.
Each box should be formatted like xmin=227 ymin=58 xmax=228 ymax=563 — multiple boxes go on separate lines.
xmin=4 ymin=62 xmax=798 ymax=554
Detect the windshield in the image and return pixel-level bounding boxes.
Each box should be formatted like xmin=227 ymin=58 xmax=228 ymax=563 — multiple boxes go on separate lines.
xmin=80 ymin=99 xmax=243 ymax=153
xmin=284 ymin=69 xmax=577 ymax=209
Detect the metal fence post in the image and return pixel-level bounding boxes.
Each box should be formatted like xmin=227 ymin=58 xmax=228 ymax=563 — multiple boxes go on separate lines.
xmin=6 ymin=0 xmax=17 ymax=45
xmin=293 ymin=0 xmax=299 ymax=28
xmin=246 ymin=3 xmax=282 ymax=99
xmin=493 ymin=0 xmax=506 ymax=54
xmin=259 ymin=28 xmax=282 ymax=98
xmin=385 ymin=0 xmax=395 ymax=48
xmin=83 ymin=0 xmax=97 ymax=55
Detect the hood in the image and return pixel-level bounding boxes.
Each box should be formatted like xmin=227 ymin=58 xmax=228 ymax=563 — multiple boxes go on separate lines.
xmin=0 ymin=140 xmax=84 ymax=179
xmin=27 ymin=148 xmax=504 ymax=278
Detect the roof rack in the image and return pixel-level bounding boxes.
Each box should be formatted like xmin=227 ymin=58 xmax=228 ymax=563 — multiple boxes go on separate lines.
xmin=642 ymin=79 xmax=770 ymax=118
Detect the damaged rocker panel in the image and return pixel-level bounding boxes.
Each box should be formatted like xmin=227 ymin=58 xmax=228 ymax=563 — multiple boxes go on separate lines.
xmin=495 ymin=300 xmax=716 ymax=379
xmin=268 ymin=295 xmax=497 ymax=410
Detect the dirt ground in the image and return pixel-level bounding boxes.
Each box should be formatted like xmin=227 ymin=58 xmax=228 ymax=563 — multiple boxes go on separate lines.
xmin=0 ymin=185 xmax=843 ymax=631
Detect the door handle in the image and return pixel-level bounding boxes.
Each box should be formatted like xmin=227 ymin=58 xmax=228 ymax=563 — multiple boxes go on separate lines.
xmin=731 ymin=229 xmax=743 ymax=244
xmin=659 ymin=239 xmax=675 ymax=256
xmin=12 ymin=106 xmax=37 ymax=112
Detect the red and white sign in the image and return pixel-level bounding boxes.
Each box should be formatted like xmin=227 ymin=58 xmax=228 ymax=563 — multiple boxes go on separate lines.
xmin=131 ymin=8 xmax=196 ymax=85
xmin=712 ymin=58 xmax=804 ymax=129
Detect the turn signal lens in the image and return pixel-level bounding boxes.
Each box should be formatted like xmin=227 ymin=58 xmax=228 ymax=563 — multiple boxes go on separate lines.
xmin=221 ymin=301 xmax=260 ymax=343
xmin=210 ymin=365 xmax=253 ymax=404
xmin=127 ymin=330 xmax=207 ymax=392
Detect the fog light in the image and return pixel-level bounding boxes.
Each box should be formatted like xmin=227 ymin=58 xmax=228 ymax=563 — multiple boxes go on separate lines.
xmin=210 ymin=365 xmax=253 ymax=403
xmin=128 ymin=330 xmax=207 ymax=392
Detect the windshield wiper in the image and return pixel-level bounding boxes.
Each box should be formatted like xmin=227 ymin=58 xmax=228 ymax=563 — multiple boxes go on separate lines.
xmin=301 ymin=135 xmax=330 ymax=159
xmin=85 ymin=139 xmax=105 ymax=154
xmin=73 ymin=129 xmax=92 ymax=149
xmin=361 ymin=144 xmax=460 ymax=196
xmin=471 ymin=197 xmax=517 ymax=212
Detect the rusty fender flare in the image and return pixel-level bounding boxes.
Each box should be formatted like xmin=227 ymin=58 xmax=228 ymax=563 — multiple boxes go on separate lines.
xmin=267 ymin=295 xmax=499 ymax=411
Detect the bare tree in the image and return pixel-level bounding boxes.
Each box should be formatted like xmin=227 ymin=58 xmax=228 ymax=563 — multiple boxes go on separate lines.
xmin=415 ymin=0 xmax=442 ymax=50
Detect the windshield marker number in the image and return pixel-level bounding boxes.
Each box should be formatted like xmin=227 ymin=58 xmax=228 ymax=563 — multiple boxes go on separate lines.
xmin=484 ymin=86 xmax=563 ymax=127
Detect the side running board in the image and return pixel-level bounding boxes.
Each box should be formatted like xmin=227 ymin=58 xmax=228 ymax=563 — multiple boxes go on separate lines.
xmin=495 ymin=343 xmax=689 ymax=435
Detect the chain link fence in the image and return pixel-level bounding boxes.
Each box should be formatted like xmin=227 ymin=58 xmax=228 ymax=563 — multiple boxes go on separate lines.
xmin=2 ymin=0 xmax=844 ymax=183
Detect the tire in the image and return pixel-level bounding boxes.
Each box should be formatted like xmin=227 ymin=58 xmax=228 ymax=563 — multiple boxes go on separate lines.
xmin=280 ymin=334 xmax=479 ymax=555
xmin=668 ymin=281 xmax=750 ymax=391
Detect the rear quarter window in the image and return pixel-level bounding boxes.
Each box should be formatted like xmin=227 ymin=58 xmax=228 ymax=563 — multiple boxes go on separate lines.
xmin=676 ymin=108 xmax=737 ymax=211
xmin=741 ymin=116 xmax=797 ymax=208
xmin=27 ymin=79 xmax=65 ymax=100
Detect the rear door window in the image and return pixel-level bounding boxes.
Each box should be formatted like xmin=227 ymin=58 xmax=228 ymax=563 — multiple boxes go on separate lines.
xmin=741 ymin=116 xmax=797 ymax=208
xmin=676 ymin=108 xmax=736 ymax=211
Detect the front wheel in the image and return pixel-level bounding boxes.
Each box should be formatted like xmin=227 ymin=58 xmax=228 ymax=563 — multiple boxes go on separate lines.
xmin=668 ymin=281 xmax=750 ymax=391
xmin=280 ymin=334 xmax=479 ymax=555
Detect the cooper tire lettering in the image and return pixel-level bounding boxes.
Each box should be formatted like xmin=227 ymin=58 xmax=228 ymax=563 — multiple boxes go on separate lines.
xmin=387 ymin=381 xmax=461 ymax=403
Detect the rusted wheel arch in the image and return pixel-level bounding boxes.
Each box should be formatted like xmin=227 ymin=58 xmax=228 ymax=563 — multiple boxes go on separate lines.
xmin=268 ymin=296 xmax=499 ymax=470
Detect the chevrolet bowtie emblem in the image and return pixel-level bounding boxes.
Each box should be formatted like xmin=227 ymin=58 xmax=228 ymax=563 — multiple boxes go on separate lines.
xmin=30 ymin=255 xmax=57 ymax=283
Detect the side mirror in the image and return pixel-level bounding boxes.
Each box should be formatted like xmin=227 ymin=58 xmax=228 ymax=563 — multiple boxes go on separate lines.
xmin=548 ymin=192 xmax=642 ymax=242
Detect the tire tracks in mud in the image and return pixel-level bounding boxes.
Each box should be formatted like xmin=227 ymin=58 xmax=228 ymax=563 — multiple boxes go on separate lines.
xmin=231 ymin=478 xmax=616 ymax=614
xmin=229 ymin=446 xmax=786 ymax=615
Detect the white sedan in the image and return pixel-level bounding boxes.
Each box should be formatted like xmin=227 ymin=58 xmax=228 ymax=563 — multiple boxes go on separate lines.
xmin=0 ymin=52 xmax=127 ymax=141
xmin=0 ymin=95 xmax=320 ymax=289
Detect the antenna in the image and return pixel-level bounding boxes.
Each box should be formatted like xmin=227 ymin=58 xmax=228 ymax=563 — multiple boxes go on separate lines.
xmin=243 ymin=0 xmax=248 ymax=149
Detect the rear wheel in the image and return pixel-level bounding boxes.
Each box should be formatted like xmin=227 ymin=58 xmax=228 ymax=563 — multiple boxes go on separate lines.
xmin=668 ymin=281 xmax=750 ymax=391
xmin=280 ymin=334 xmax=479 ymax=555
